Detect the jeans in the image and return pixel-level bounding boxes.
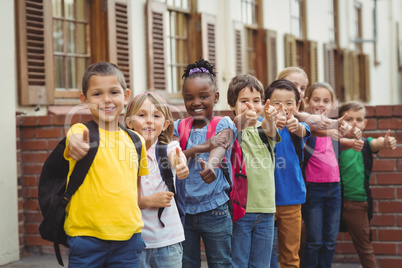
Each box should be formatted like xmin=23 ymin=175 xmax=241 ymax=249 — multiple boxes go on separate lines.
xmin=270 ymin=225 xmax=279 ymax=268
xmin=302 ymin=182 xmax=341 ymax=268
xmin=232 ymin=213 xmax=275 ymax=268
xmin=182 ymin=203 xmax=232 ymax=268
xmin=67 ymin=233 xmax=145 ymax=268
xmin=140 ymin=243 xmax=183 ymax=268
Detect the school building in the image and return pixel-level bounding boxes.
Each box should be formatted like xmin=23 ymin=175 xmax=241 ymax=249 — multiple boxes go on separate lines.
xmin=1 ymin=0 xmax=402 ymax=266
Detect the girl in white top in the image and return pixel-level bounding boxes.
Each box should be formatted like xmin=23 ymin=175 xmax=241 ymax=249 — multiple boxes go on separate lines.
xmin=125 ymin=92 xmax=189 ymax=268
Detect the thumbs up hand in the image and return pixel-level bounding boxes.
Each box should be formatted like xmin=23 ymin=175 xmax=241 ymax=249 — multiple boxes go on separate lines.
xmin=276 ymin=103 xmax=287 ymax=130
xmin=242 ymin=102 xmax=258 ymax=127
xmin=286 ymin=107 xmax=299 ymax=133
xmin=352 ymin=139 xmax=364 ymax=152
xmin=384 ymin=129 xmax=397 ymax=150
xmin=68 ymin=128 xmax=90 ymax=161
xmin=263 ymin=99 xmax=277 ymax=123
xmin=199 ymin=158 xmax=217 ymax=184
xmin=345 ymin=121 xmax=362 ymax=140
xmin=174 ymin=147 xmax=189 ymax=180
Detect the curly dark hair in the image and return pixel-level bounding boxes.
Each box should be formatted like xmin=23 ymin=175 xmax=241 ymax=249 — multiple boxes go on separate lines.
xmin=182 ymin=58 xmax=217 ymax=91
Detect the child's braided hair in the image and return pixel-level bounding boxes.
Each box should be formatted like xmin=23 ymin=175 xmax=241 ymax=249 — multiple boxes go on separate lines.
xmin=182 ymin=58 xmax=217 ymax=91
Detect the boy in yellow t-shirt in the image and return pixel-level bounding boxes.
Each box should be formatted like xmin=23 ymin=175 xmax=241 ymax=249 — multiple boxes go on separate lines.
xmin=64 ymin=62 xmax=148 ymax=267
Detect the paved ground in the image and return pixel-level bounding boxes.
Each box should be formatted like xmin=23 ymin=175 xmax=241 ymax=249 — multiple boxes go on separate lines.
xmin=1 ymin=253 xmax=362 ymax=268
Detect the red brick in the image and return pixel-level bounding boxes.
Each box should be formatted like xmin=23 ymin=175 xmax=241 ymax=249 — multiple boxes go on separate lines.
xmin=37 ymin=115 xmax=51 ymax=126
xmin=372 ymin=242 xmax=397 ymax=254
xmin=21 ymin=140 xmax=48 ymax=151
xmin=398 ymin=216 xmax=402 ymax=227
xmin=371 ymin=214 xmax=395 ymax=226
xmin=378 ymin=201 xmax=402 ymax=213
xmin=376 ymin=173 xmax=402 ymax=185
xmin=16 ymin=151 xmax=21 ymax=162
xmin=379 ymin=258 xmax=402 ymax=267
xmin=398 ymin=160 xmax=402 ymax=171
xmin=22 ymin=152 xmax=36 ymax=163
xmin=18 ymin=199 xmax=23 ymax=211
xmin=25 ymin=223 xmax=40 ymax=234
xmin=376 ymin=106 xmax=393 ymax=117
xmin=365 ymin=106 xmax=375 ymax=117
xmin=398 ymin=187 xmax=402 ymax=199
xmin=378 ymin=229 xmax=402 ymax=241
xmin=24 ymin=211 xmax=43 ymax=222
xmin=25 ymin=235 xmax=52 ymax=246
xmin=365 ymin=118 xmax=377 ymax=130
xmin=394 ymin=105 xmax=402 ymax=116
xmin=379 ymin=146 xmax=402 ymax=158
xmin=371 ymin=187 xmax=395 ymax=199
xmin=372 ymin=159 xmax=396 ymax=171
xmin=363 ymin=131 xmax=383 ymax=139
xmin=378 ymin=118 xmax=402 ymax=130
xmin=396 ymin=132 xmax=402 ymax=144
xmin=24 ymin=199 xmax=40 ymax=211
xmin=20 ymin=117 xmax=38 ymax=126
xmin=23 ymin=187 xmax=38 ymax=198
xmin=23 ymin=176 xmax=38 ymax=186
xmin=21 ymin=128 xmax=35 ymax=138
xmin=48 ymin=139 xmax=61 ymax=150
xmin=23 ymin=164 xmax=43 ymax=175
xmin=35 ymin=127 xmax=62 ymax=138
xmin=53 ymin=114 xmax=67 ymax=126
xmin=36 ymin=152 xmax=50 ymax=163
xmin=335 ymin=241 xmax=356 ymax=253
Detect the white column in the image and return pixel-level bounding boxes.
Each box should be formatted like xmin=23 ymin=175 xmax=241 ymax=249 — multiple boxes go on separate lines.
xmin=0 ymin=0 xmax=19 ymax=265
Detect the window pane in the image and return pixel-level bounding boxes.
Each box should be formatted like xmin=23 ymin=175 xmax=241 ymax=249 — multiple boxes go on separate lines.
xmin=77 ymin=58 xmax=87 ymax=89
xmin=68 ymin=57 xmax=77 ymax=88
xmin=52 ymin=0 xmax=62 ymax=17
xmin=54 ymin=56 xmax=65 ymax=88
xmin=76 ymin=0 xmax=86 ymax=20
xmin=67 ymin=22 xmax=75 ymax=53
xmin=53 ymin=20 xmax=64 ymax=52
xmin=77 ymin=23 xmax=87 ymax=54
xmin=65 ymin=0 xmax=75 ymax=19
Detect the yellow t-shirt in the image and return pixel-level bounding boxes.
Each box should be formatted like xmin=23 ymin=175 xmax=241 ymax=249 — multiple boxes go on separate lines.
xmin=63 ymin=123 xmax=149 ymax=240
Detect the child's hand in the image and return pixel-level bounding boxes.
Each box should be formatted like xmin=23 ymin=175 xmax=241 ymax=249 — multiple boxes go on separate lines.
xmin=174 ymin=147 xmax=189 ymax=180
xmin=276 ymin=103 xmax=287 ymax=130
xmin=338 ymin=120 xmax=349 ymax=137
xmin=205 ymin=132 xmax=229 ymax=152
xmin=198 ymin=158 xmax=217 ymax=184
xmin=286 ymin=107 xmax=299 ymax=133
xmin=352 ymin=139 xmax=364 ymax=152
xmin=330 ymin=129 xmax=343 ymax=141
xmin=384 ymin=129 xmax=397 ymax=150
xmin=68 ymin=129 xmax=90 ymax=161
xmin=243 ymin=102 xmax=258 ymax=127
xmin=151 ymin=191 xmax=174 ymax=207
xmin=345 ymin=122 xmax=362 ymax=140
xmin=264 ymin=100 xmax=277 ymax=123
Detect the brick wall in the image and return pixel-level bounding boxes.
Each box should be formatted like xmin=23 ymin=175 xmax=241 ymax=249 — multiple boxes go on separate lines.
xmin=16 ymin=106 xmax=402 ymax=266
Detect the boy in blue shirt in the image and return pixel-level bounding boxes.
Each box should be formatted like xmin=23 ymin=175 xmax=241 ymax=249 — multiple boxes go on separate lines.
xmin=265 ymin=79 xmax=310 ymax=268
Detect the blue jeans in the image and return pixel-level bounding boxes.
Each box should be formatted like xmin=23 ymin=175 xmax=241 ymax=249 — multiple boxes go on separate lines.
xmin=140 ymin=243 xmax=183 ymax=268
xmin=232 ymin=213 xmax=275 ymax=268
xmin=67 ymin=233 xmax=145 ymax=267
xmin=270 ymin=225 xmax=278 ymax=268
xmin=302 ymin=182 xmax=341 ymax=268
xmin=182 ymin=203 xmax=232 ymax=268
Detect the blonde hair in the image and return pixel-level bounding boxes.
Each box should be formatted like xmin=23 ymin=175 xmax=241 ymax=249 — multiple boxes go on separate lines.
xmin=305 ymin=82 xmax=336 ymax=102
xmin=276 ymin=67 xmax=309 ymax=111
xmin=124 ymin=93 xmax=174 ymax=144
xmin=276 ymin=67 xmax=309 ymax=83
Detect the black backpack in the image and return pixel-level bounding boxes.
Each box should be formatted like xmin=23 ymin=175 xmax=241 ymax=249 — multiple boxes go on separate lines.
xmin=38 ymin=120 xmax=142 ymax=266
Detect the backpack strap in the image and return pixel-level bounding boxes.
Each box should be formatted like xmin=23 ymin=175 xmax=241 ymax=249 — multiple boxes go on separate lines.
xmin=257 ymin=126 xmax=273 ymax=162
xmin=289 ymin=132 xmax=303 ymax=169
xmin=178 ymin=117 xmax=194 ymax=150
xmin=156 ymin=142 xmax=175 ymax=227
xmin=119 ymin=123 xmax=142 ymax=171
xmin=64 ymin=120 xmax=100 ymax=203
xmin=55 ymin=120 xmax=100 ymax=266
xmin=361 ymin=138 xmax=374 ymax=222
